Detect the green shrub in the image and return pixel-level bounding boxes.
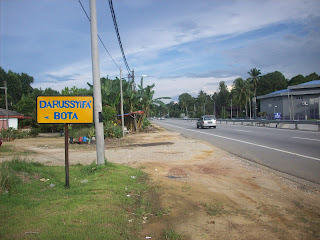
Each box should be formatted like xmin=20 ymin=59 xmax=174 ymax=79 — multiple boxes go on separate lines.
xmin=15 ymin=131 xmax=28 ymax=139
xmin=104 ymin=121 xmax=122 ymax=138
xmin=70 ymin=127 xmax=95 ymax=138
xmin=0 ymin=128 xmax=17 ymax=139
xmin=0 ymin=128 xmax=40 ymax=139
xmin=102 ymin=105 xmax=117 ymax=123
xmin=142 ymin=117 xmax=151 ymax=129
xmin=29 ymin=128 xmax=40 ymax=137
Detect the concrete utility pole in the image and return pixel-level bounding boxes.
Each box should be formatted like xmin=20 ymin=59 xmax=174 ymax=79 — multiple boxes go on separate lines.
xmin=253 ymin=97 xmax=257 ymax=118
xmin=319 ymin=97 xmax=320 ymax=119
xmin=131 ymin=69 xmax=135 ymax=91
xmin=230 ymin=99 xmax=232 ymax=119
xmin=90 ymin=0 xmax=105 ymax=164
xmin=5 ymin=81 xmax=8 ymax=129
xmin=287 ymin=88 xmax=292 ymax=120
xmin=120 ymin=67 xmax=125 ymax=137
xmin=0 ymin=81 xmax=9 ymax=130
xmin=291 ymin=95 xmax=294 ymax=120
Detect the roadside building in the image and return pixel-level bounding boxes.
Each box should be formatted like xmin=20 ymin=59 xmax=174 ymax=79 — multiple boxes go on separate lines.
xmin=257 ymin=80 xmax=320 ymax=120
xmin=0 ymin=108 xmax=31 ymax=129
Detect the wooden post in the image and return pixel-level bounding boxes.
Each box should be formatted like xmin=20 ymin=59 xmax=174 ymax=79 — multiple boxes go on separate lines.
xmin=65 ymin=124 xmax=70 ymax=188
xmin=134 ymin=114 xmax=139 ymax=132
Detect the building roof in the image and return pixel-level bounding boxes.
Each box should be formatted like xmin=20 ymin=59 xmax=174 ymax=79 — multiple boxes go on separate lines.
xmin=258 ymin=80 xmax=320 ymax=100
xmin=288 ymin=80 xmax=320 ymax=90
xmin=298 ymin=80 xmax=320 ymax=86
xmin=257 ymin=89 xmax=292 ymax=99
xmin=0 ymin=108 xmax=32 ymax=119
xmin=265 ymin=89 xmax=291 ymax=96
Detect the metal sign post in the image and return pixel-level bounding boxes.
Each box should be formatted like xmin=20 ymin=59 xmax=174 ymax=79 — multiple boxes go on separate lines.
xmin=37 ymin=96 xmax=94 ymax=188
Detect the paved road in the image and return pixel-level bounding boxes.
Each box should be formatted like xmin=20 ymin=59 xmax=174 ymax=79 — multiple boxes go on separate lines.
xmin=153 ymin=119 xmax=320 ymax=184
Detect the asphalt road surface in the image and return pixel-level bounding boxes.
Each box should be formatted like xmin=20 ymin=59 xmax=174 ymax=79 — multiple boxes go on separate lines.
xmin=153 ymin=118 xmax=320 ymax=184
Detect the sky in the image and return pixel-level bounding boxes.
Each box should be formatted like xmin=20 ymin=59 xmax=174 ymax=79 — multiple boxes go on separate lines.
xmin=1 ymin=0 xmax=320 ymax=102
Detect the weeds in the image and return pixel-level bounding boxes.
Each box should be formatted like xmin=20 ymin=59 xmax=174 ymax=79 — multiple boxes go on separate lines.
xmin=81 ymin=161 xmax=104 ymax=175
xmin=155 ymin=207 xmax=171 ymax=217
xmin=7 ymin=158 xmax=43 ymax=173
xmin=0 ymin=159 xmax=47 ymax=193
xmin=163 ymin=229 xmax=183 ymax=240
xmin=0 ymin=161 xmax=21 ymax=193
xmin=0 ymin=145 xmax=14 ymax=153
xmin=202 ymin=202 xmax=226 ymax=216
xmin=181 ymin=183 xmax=191 ymax=192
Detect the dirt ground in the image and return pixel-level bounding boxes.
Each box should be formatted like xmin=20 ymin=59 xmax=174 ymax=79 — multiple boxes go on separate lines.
xmin=1 ymin=125 xmax=320 ymax=239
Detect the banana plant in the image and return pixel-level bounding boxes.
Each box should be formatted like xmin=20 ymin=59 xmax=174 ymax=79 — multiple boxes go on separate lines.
xmin=137 ymin=78 xmax=170 ymax=129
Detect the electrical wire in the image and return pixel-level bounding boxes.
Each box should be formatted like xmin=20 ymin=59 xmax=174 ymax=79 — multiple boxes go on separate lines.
xmin=108 ymin=0 xmax=132 ymax=76
xmin=77 ymin=0 xmax=120 ymax=70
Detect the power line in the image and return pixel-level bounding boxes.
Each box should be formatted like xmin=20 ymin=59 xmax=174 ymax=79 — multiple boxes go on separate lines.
xmin=77 ymin=0 xmax=120 ymax=70
xmin=108 ymin=0 xmax=132 ymax=76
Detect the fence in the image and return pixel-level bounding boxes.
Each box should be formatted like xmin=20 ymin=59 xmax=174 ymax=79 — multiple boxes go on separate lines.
xmin=181 ymin=118 xmax=320 ymax=131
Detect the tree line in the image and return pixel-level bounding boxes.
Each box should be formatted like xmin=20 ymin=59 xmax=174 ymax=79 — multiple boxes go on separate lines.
xmin=154 ymin=70 xmax=319 ymax=119
xmin=1 ymin=66 xmax=318 ymax=129
xmin=0 ymin=66 xmax=168 ymax=132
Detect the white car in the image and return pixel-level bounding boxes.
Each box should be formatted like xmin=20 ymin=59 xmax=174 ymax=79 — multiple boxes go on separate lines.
xmin=196 ymin=115 xmax=217 ymax=129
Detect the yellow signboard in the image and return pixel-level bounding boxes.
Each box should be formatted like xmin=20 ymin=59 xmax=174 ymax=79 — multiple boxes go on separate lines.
xmin=37 ymin=96 xmax=93 ymax=124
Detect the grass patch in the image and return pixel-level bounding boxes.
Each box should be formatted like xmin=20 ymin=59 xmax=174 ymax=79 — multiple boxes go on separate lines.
xmin=0 ymin=158 xmax=151 ymax=239
xmin=202 ymin=202 xmax=226 ymax=216
xmin=154 ymin=207 xmax=171 ymax=217
xmin=0 ymin=145 xmax=35 ymax=157
xmin=163 ymin=229 xmax=183 ymax=240
xmin=0 ymin=145 xmax=15 ymax=153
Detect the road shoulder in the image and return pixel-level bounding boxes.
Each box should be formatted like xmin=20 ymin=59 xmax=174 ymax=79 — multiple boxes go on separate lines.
xmin=106 ymin=126 xmax=320 ymax=239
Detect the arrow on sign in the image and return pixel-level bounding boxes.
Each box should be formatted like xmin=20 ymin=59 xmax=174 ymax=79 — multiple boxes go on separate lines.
xmin=44 ymin=116 xmax=49 ymax=119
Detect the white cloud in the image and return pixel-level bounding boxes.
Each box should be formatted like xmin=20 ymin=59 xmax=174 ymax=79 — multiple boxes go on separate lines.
xmin=226 ymin=30 xmax=320 ymax=78
xmin=122 ymin=0 xmax=319 ymax=58
xmin=3 ymin=0 xmax=320 ymax=99
xmin=149 ymin=75 xmax=237 ymax=99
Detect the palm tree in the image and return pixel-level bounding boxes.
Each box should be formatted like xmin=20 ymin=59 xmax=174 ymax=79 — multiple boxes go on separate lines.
xmin=232 ymin=78 xmax=248 ymax=117
xmin=248 ymin=68 xmax=261 ymax=117
xmin=197 ymin=90 xmax=207 ymax=115
xmin=218 ymin=81 xmax=229 ymax=118
xmin=178 ymin=93 xmax=194 ymax=117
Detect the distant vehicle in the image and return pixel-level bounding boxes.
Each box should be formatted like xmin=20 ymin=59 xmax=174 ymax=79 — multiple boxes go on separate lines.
xmin=196 ymin=115 xmax=217 ymax=129
xmin=160 ymin=117 xmax=165 ymax=120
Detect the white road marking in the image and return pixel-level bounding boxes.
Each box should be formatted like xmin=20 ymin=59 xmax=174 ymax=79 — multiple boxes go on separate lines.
xmin=293 ymin=137 xmax=320 ymax=142
xmin=159 ymin=122 xmax=320 ymax=162
xmin=235 ymin=130 xmax=252 ymax=133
